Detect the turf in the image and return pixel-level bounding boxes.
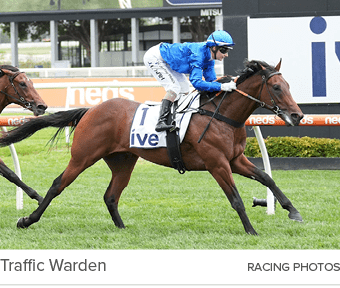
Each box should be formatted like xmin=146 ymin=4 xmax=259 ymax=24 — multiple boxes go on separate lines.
xmin=1 ymin=127 xmax=340 ymax=249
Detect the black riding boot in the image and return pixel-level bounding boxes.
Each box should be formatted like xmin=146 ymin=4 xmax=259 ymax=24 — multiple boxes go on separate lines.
xmin=155 ymin=99 xmax=175 ymax=132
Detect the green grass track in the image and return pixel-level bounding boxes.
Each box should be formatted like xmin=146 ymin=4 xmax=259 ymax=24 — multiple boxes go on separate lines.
xmin=1 ymin=128 xmax=340 ymax=249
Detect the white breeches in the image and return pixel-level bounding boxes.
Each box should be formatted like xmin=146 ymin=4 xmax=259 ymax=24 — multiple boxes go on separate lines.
xmin=143 ymin=44 xmax=190 ymax=101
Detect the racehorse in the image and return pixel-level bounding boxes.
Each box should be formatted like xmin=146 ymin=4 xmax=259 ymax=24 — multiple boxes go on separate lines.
xmin=0 ymin=60 xmax=304 ymax=235
xmin=0 ymin=65 xmax=47 ymax=204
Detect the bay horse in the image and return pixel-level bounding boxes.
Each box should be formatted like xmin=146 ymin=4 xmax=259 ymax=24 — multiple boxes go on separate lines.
xmin=0 ymin=60 xmax=304 ymax=235
xmin=0 ymin=65 xmax=47 ymax=204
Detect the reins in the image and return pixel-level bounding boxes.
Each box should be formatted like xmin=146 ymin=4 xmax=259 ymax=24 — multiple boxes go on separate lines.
xmin=0 ymin=72 xmax=33 ymax=109
xmin=197 ymin=91 xmax=228 ymax=143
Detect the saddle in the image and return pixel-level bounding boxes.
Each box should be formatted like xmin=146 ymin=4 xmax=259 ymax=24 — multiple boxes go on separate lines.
xmin=129 ymin=93 xmax=200 ymax=174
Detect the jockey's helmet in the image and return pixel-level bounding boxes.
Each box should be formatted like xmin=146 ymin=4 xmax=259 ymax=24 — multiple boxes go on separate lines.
xmin=206 ymin=30 xmax=235 ymax=48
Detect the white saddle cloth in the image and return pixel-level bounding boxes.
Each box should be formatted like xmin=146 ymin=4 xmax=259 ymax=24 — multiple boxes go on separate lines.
xmin=129 ymin=93 xmax=200 ymax=149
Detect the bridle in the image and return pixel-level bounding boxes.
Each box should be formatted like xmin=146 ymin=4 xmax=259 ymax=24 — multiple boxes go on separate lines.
xmin=196 ymin=70 xmax=284 ymax=143
xmin=234 ymin=71 xmax=283 ymax=116
xmin=0 ymin=71 xmax=33 ymax=109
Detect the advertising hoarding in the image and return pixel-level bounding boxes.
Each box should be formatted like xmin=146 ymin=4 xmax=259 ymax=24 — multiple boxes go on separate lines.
xmin=7 ymin=77 xmax=164 ymax=109
xmin=248 ymin=15 xmax=340 ymax=104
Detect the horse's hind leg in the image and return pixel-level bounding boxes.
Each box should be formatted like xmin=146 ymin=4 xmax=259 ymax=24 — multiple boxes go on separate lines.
xmin=231 ymin=155 xmax=302 ymax=222
xmin=17 ymin=172 xmax=65 ymax=228
xmin=0 ymin=159 xmax=43 ymax=205
xmin=17 ymin=157 xmax=90 ymax=229
xmin=103 ymin=152 xmax=139 ymax=229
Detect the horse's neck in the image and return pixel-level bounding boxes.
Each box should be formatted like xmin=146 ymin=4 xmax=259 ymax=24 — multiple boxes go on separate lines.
xmin=0 ymin=96 xmax=10 ymax=114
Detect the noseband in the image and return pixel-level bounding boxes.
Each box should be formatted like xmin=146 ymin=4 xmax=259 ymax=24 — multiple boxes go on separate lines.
xmin=0 ymin=72 xmax=33 ymax=109
xmin=235 ymin=71 xmax=283 ymax=116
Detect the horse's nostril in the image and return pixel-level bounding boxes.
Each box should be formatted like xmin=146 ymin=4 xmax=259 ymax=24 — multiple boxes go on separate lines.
xmin=291 ymin=113 xmax=304 ymax=125
xmin=35 ymin=104 xmax=47 ymax=116
xmin=37 ymin=104 xmax=47 ymax=111
xmin=292 ymin=113 xmax=302 ymax=120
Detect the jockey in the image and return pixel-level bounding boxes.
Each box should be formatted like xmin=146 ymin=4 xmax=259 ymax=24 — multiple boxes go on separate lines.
xmin=143 ymin=30 xmax=237 ymax=132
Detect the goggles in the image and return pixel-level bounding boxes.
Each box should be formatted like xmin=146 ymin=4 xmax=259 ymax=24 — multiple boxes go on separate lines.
xmin=219 ymin=46 xmax=232 ymax=54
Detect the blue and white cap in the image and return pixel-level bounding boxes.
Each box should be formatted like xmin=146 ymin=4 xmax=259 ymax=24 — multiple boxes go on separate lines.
xmin=206 ymin=30 xmax=235 ymax=48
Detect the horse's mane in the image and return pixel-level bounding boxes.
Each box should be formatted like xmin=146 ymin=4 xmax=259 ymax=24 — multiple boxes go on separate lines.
xmin=0 ymin=65 xmax=19 ymax=72
xmin=235 ymin=59 xmax=276 ymax=85
xmin=199 ymin=59 xmax=276 ymax=99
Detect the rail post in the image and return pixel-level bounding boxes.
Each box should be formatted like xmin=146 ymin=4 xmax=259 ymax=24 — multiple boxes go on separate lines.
xmin=1 ymin=126 xmax=23 ymax=210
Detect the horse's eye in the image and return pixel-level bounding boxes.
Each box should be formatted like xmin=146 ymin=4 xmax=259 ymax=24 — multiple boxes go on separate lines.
xmin=19 ymin=82 xmax=27 ymax=88
xmin=273 ymin=84 xmax=281 ymax=91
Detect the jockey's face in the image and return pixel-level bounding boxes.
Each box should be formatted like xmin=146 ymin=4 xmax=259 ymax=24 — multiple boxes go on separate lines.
xmin=211 ymin=47 xmax=229 ymax=61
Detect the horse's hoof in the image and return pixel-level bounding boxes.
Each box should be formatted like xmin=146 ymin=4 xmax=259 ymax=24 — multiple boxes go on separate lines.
xmin=288 ymin=211 xmax=303 ymax=222
xmin=17 ymin=217 xmax=28 ymax=229
xmin=113 ymin=219 xmax=126 ymax=229
xmin=247 ymin=230 xmax=259 ymax=236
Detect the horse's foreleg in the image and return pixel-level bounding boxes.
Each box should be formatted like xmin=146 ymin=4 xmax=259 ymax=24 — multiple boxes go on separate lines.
xmin=0 ymin=160 xmax=43 ymax=205
xmin=103 ymin=152 xmax=139 ymax=229
xmin=231 ymin=155 xmax=302 ymax=222
xmin=227 ymin=184 xmax=258 ymax=235
xmin=209 ymin=163 xmax=258 ymax=235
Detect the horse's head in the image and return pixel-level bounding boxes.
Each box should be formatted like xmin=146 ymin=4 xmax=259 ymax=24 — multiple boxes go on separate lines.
xmin=0 ymin=66 xmax=47 ymax=116
xmin=236 ymin=60 xmax=304 ymax=126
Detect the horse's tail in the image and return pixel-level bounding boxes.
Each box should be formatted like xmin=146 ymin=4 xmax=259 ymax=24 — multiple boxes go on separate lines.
xmin=0 ymin=108 xmax=89 ymax=147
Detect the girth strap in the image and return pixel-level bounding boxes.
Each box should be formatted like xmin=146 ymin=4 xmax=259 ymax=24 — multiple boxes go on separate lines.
xmin=165 ymin=102 xmax=186 ymax=174
xmin=198 ymin=109 xmax=245 ymax=128
xmin=166 ymin=129 xmax=186 ymax=174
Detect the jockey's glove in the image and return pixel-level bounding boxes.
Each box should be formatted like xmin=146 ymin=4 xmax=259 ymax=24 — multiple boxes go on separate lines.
xmin=221 ymin=81 xmax=237 ymax=92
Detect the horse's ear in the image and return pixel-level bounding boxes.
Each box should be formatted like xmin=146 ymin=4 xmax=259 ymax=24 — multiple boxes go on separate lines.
xmin=275 ymin=58 xmax=282 ymax=71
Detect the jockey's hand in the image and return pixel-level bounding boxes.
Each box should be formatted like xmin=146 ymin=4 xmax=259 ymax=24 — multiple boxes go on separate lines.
xmin=221 ymin=81 xmax=237 ymax=92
